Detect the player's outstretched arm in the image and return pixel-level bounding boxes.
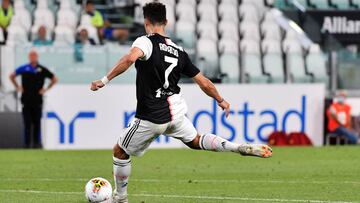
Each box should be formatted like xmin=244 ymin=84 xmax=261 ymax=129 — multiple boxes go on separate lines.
xmin=192 ymin=73 xmax=230 ymax=117
xmin=90 ymin=47 xmax=144 ymax=91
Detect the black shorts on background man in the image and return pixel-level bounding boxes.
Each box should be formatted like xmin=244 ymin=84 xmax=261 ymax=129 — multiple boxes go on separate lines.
xmin=9 ymin=50 xmax=57 ymax=148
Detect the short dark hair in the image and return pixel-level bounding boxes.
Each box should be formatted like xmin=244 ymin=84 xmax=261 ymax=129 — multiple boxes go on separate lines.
xmin=143 ymin=2 xmax=167 ymax=25
xmin=86 ymin=0 xmax=93 ymax=5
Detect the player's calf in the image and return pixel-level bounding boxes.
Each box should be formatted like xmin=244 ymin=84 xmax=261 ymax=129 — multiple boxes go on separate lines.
xmin=187 ymin=134 xmax=272 ymax=158
xmin=112 ymin=144 xmax=130 ymax=203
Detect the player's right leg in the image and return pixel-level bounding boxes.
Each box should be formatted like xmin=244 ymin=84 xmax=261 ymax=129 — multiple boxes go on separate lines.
xmin=166 ymin=116 xmax=272 ymax=158
xmin=185 ymin=134 xmax=272 ymax=158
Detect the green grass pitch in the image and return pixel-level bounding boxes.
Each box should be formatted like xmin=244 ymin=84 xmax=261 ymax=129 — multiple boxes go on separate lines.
xmin=0 ymin=147 xmax=360 ymax=203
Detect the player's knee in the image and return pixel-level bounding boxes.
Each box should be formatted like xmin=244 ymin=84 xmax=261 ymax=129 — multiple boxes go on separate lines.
xmin=185 ymin=135 xmax=201 ymax=150
xmin=113 ymin=144 xmax=130 ymax=159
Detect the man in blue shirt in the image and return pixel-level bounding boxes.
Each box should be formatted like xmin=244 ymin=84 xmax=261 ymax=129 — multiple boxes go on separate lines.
xmin=9 ymin=50 xmax=57 ymax=148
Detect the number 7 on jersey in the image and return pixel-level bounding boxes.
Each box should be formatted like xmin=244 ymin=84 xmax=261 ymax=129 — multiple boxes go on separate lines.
xmin=163 ymin=56 xmax=178 ymax=89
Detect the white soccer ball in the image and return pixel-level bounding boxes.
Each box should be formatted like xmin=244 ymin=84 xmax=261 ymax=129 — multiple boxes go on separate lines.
xmin=85 ymin=177 xmax=113 ymax=203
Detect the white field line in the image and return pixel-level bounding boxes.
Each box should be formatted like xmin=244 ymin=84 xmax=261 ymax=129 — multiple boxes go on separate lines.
xmin=0 ymin=189 xmax=357 ymax=203
xmin=3 ymin=177 xmax=360 ymax=185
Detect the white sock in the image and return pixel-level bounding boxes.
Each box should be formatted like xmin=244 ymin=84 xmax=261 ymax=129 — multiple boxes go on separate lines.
xmin=113 ymin=157 xmax=131 ymax=196
xmin=199 ymin=133 xmax=239 ymax=152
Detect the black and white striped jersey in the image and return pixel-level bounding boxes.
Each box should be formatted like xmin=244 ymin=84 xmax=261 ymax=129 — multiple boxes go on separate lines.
xmin=131 ymin=33 xmax=200 ymax=124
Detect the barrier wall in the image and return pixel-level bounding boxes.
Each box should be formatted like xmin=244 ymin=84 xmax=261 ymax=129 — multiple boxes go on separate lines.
xmin=42 ymin=84 xmax=326 ymax=149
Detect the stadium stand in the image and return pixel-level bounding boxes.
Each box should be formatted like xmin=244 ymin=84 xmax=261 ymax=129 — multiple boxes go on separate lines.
xmin=0 ymin=0 xmax=330 ymax=85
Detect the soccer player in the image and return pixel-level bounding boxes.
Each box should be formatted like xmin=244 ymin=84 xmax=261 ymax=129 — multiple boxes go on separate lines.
xmin=90 ymin=2 xmax=272 ymax=202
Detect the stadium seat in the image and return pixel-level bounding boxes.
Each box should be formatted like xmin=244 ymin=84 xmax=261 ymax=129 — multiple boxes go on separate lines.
xmin=33 ymin=4 xmax=55 ymax=32
xmin=261 ymin=21 xmax=282 ymax=41
xmin=242 ymin=0 xmax=266 ymax=14
xmin=6 ymin=18 xmax=29 ymax=46
xmin=14 ymin=0 xmax=32 ymax=32
xmin=196 ymin=38 xmax=219 ymax=79
xmin=242 ymin=54 xmax=268 ymax=83
xmin=163 ymin=2 xmax=176 ymax=36
xmin=219 ymin=3 xmax=238 ymax=23
xmin=263 ymin=53 xmax=284 ymax=83
xmin=284 ymin=29 xmax=299 ymax=41
xmin=352 ymin=0 xmax=360 ymax=7
xmin=220 ymin=54 xmax=240 ymax=83
xmin=176 ymin=3 xmax=196 ymax=24
xmin=159 ymin=0 xmax=176 ymax=6
xmin=308 ymin=0 xmax=330 ymax=9
xmin=306 ymin=44 xmax=328 ymax=84
xmin=197 ymin=2 xmax=218 ymax=23
xmin=21 ymin=0 xmax=35 ymax=12
xmin=197 ymin=21 xmax=218 ymax=41
xmin=178 ymin=0 xmax=196 ymax=7
xmin=53 ymin=25 xmax=75 ymax=46
xmin=221 ymin=0 xmax=238 ymax=6
xmin=283 ymin=39 xmax=302 ymax=53
xmin=175 ymin=20 xmax=196 ymax=49
xmin=57 ymin=1 xmax=78 ymax=30
xmin=330 ymin=0 xmax=351 ymax=9
xmin=219 ymin=38 xmax=239 ymax=55
xmin=287 ymin=53 xmax=312 ymax=83
xmin=240 ymin=22 xmax=260 ymax=41
xmin=263 ymin=10 xmax=277 ymax=24
xmin=262 ymin=39 xmax=282 ymax=54
xmin=0 ymin=27 xmax=4 ymax=43
xmin=219 ymin=20 xmax=239 ymax=41
xmin=78 ymin=15 xmax=100 ymax=44
xmin=61 ymin=0 xmax=81 ymax=15
xmin=240 ymin=39 xmax=260 ymax=54
xmin=239 ymin=3 xmax=259 ymax=23
xmin=199 ymin=0 xmax=217 ymax=5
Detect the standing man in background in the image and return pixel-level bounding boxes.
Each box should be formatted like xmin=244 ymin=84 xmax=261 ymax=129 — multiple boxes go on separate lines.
xmin=0 ymin=0 xmax=13 ymax=40
xmin=9 ymin=50 xmax=58 ymax=148
xmin=327 ymin=91 xmax=358 ymax=144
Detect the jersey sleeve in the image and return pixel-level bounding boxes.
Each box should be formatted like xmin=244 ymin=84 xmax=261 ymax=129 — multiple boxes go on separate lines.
xmin=15 ymin=65 xmax=27 ymax=76
xmin=42 ymin=67 xmax=54 ymax=79
xmin=131 ymin=36 xmax=153 ymax=61
xmin=182 ymin=52 xmax=200 ymax=78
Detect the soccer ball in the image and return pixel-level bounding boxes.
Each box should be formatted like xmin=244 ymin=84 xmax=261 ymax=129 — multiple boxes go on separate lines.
xmin=85 ymin=177 xmax=113 ymax=203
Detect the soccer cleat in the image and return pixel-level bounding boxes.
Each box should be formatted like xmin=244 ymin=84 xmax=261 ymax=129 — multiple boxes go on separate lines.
xmin=112 ymin=193 xmax=128 ymax=203
xmin=238 ymin=144 xmax=272 ymax=158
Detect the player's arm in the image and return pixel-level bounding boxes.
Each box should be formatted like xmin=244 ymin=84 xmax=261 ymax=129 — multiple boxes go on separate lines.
xmin=91 ymin=47 xmax=144 ymax=91
xmin=9 ymin=71 xmax=23 ymax=92
xmin=192 ymin=73 xmax=230 ymax=117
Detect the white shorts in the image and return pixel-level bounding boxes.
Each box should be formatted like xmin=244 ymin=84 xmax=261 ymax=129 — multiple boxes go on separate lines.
xmin=117 ymin=116 xmax=198 ymax=156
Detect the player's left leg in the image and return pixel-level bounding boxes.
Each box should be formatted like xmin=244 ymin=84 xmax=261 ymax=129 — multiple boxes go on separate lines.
xmin=112 ymin=118 xmax=168 ymax=203
xmin=112 ymin=144 xmax=131 ymax=203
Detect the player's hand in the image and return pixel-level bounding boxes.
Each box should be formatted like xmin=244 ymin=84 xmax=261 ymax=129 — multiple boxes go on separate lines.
xmin=39 ymin=88 xmax=47 ymax=95
xmin=91 ymin=80 xmax=105 ymax=91
xmin=218 ymin=99 xmax=230 ymax=118
xmin=16 ymin=86 xmax=23 ymax=93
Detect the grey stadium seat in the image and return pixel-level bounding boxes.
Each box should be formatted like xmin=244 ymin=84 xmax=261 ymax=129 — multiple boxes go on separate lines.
xmin=287 ymin=53 xmax=312 ymax=83
xmin=263 ymin=53 xmax=284 ymax=83
xmin=196 ymin=38 xmax=219 ymax=79
xmin=242 ymin=54 xmax=268 ymax=83
xmin=175 ymin=20 xmax=196 ymax=49
xmin=220 ymin=54 xmax=240 ymax=83
xmin=306 ymin=44 xmax=328 ymax=85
